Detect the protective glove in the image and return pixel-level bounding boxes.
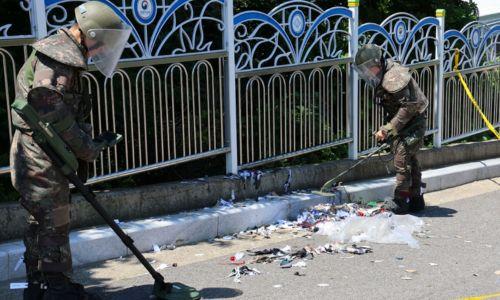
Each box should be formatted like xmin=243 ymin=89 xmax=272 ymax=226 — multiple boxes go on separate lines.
xmin=93 ymin=131 xmax=122 ymax=150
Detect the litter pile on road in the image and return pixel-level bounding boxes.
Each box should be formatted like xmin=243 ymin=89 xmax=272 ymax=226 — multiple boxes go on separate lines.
xmin=225 ymin=201 xmax=425 ymax=282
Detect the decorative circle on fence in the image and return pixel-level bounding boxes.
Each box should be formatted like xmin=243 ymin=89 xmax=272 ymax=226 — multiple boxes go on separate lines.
xmin=395 ymin=20 xmax=406 ymax=44
xmin=133 ymin=0 xmax=157 ymax=25
xmin=289 ymin=10 xmax=306 ymax=37
xmin=471 ymin=28 xmax=480 ymax=47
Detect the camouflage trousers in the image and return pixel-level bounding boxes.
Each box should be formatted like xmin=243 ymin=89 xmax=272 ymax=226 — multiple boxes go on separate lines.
xmin=10 ymin=131 xmax=73 ymax=279
xmin=391 ymin=136 xmax=424 ymax=197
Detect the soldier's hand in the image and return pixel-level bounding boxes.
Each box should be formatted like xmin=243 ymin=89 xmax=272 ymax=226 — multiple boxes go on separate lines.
xmin=94 ymin=132 xmax=123 ymax=150
xmin=375 ymin=130 xmax=387 ymax=142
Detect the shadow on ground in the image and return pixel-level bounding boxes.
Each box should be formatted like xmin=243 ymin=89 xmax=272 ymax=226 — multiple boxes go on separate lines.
xmin=88 ymin=284 xmax=243 ymax=299
xmin=414 ymin=205 xmax=458 ymax=218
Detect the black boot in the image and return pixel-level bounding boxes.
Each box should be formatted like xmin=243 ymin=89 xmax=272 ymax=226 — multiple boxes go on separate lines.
xmin=24 ymin=272 xmax=45 ymax=300
xmin=42 ymin=273 xmax=101 ymax=300
xmin=24 ymin=264 xmax=45 ymax=300
xmin=409 ymin=183 xmax=426 ymax=213
xmin=382 ymin=191 xmax=410 ymax=215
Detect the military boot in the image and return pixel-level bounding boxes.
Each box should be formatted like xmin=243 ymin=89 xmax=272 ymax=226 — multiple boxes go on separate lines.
xmin=409 ymin=183 xmax=426 ymax=213
xmin=24 ymin=272 xmax=45 ymax=300
xmin=382 ymin=191 xmax=410 ymax=214
xmin=42 ymin=273 xmax=101 ymax=300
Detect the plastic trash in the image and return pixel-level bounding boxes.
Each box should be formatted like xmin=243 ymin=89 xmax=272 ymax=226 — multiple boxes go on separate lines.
xmin=228 ymin=266 xmax=261 ymax=283
xmin=10 ymin=283 xmax=28 ymax=289
xmin=152 ymin=244 xmax=161 ymax=253
xmin=316 ymin=212 xmax=424 ymax=248
xmin=292 ymin=261 xmax=307 ymax=268
xmin=14 ymin=257 xmax=23 ymax=271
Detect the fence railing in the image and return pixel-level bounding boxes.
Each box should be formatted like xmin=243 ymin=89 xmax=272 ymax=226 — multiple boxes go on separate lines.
xmin=1 ymin=0 xmax=499 ymax=184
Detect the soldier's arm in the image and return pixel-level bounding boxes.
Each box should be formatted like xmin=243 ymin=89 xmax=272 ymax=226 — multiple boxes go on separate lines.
xmin=380 ymin=80 xmax=425 ymax=136
xmin=30 ymin=52 xmax=101 ymax=162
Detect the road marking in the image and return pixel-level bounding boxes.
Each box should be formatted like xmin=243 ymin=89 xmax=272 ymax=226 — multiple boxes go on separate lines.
xmin=461 ymin=292 xmax=500 ymax=300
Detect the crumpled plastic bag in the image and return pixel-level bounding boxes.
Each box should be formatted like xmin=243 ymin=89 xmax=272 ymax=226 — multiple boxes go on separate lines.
xmin=316 ymin=212 xmax=424 ymax=248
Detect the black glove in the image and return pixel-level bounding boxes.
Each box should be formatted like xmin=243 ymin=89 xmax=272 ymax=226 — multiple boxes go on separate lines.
xmin=94 ymin=131 xmax=122 ymax=150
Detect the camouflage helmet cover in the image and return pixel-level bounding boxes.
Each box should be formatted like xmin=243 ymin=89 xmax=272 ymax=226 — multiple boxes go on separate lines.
xmin=353 ymin=44 xmax=384 ymax=88
xmin=354 ymin=44 xmax=383 ymax=66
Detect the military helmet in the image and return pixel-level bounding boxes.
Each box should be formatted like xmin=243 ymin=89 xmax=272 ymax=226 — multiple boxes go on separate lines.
xmin=74 ymin=1 xmax=131 ymax=78
xmin=353 ymin=44 xmax=384 ymax=88
xmin=355 ymin=44 xmax=383 ymax=67
xmin=75 ymin=1 xmax=124 ymax=35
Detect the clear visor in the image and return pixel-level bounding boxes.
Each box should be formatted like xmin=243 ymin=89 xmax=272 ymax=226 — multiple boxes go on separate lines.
xmin=353 ymin=59 xmax=382 ymax=88
xmin=86 ymin=27 xmax=132 ymax=78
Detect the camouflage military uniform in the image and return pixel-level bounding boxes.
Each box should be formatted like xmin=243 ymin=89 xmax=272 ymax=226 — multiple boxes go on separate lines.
xmin=375 ymin=59 xmax=428 ymax=207
xmin=10 ymin=28 xmax=100 ymax=281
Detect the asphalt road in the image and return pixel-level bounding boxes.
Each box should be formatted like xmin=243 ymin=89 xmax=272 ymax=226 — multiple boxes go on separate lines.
xmin=2 ymin=179 xmax=500 ymax=300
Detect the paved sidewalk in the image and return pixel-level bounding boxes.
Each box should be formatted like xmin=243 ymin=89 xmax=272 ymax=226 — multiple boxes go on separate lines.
xmin=2 ymin=178 xmax=500 ymax=300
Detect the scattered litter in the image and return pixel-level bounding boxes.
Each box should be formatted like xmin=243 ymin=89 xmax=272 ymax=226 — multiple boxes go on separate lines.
xmin=371 ymin=260 xmax=384 ymax=263
xmin=117 ymin=256 xmax=125 ymax=261
xmin=401 ymin=276 xmax=412 ymax=280
xmin=473 ymin=273 xmax=479 ymax=277
xmin=281 ymin=245 xmax=291 ymax=253
xmin=166 ymin=244 xmax=176 ymax=250
xmin=195 ymin=253 xmax=205 ymax=257
xmin=232 ymin=252 xmax=245 ymax=261
xmin=153 ymin=244 xmax=161 ymax=253
xmin=228 ymin=266 xmax=261 ymax=283
xmin=317 ymin=283 xmax=330 ymax=287
xmin=156 ymin=264 xmax=168 ymax=270
xmin=294 ymin=271 xmax=305 ymax=276
xmin=292 ymin=261 xmax=307 ymax=268
xmin=316 ymin=212 xmax=424 ymax=248
xmin=217 ymin=198 xmax=234 ymax=208
xmin=222 ymin=235 xmax=234 ymax=241
xmin=429 ymin=263 xmax=438 ymax=266
xmin=149 ymin=260 xmax=157 ymax=264
xmin=14 ymin=257 xmax=23 ymax=271
xmin=10 ymin=282 xmax=28 ymax=290
xmin=465 ymin=240 xmax=472 ymax=243
xmin=454 ymin=235 xmax=462 ymax=238
xmin=280 ymin=258 xmax=293 ymax=268
xmin=283 ymin=169 xmax=292 ymax=193
xmin=396 ymin=256 xmax=404 ymax=260
xmin=405 ymin=269 xmax=417 ymax=273
xmin=494 ymin=270 xmax=500 ymax=275
xmin=273 ymin=284 xmax=282 ymax=288
xmin=172 ymin=263 xmax=178 ymax=267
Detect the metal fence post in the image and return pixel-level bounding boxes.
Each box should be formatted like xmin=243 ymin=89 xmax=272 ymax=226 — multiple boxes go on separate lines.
xmin=434 ymin=9 xmax=445 ymax=148
xmin=223 ymin=0 xmax=239 ymax=174
xmin=33 ymin=0 xmax=47 ymax=39
xmin=348 ymin=0 xmax=359 ymax=160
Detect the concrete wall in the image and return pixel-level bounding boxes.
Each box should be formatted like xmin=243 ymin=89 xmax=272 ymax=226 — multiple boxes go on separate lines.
xmin=1 ymin=140 xmax=499 ymax=242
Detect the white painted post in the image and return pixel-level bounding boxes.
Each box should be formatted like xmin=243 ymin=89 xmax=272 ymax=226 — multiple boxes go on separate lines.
xmin=223 ymin=0 xmax=238 ymax=174
xmin=348 ymin=0 xmax=360 ymax=160
xmin=33 ymin=0 xmax=47 ymax=39
xmin=434 ymin=9 xmax=445 ymax=148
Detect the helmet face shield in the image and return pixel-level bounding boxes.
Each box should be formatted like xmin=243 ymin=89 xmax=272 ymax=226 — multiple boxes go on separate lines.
xmin=353 ymin=59 xmax=382 ymax=88
xmin=86 ymin=27 xmax=131 ymax=78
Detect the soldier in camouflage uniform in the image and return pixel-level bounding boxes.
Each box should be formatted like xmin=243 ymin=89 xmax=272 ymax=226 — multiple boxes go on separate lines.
xmin=10 ymin=2 xmax=130 ymax=299
xmin=354 ymin=44 xmax=428 ymax=214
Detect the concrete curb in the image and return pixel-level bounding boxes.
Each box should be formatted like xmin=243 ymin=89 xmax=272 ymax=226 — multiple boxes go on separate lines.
xmin=2 ymin=157 xmax=500 ymax=282
xmin=0 ymin=193 xmax=330 ymax=282
xmin=341 ymin=157 xmax=500 ymax=204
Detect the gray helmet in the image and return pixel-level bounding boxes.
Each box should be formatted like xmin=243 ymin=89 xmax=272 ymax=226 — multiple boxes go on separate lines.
xmin=354 ymin=44 xmax=383 ymax=67
xmin=353 ymin=44 xmax=384 ymax=88
xmin=75 ymin=1 xmax=124 ymax=34
xmin=75 ymin=1 xmax=131 ymax=78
